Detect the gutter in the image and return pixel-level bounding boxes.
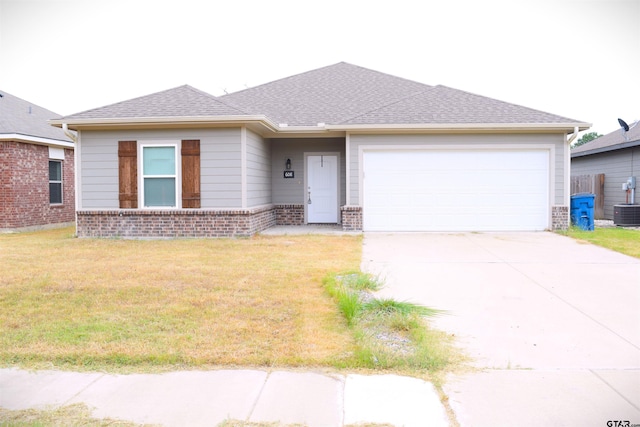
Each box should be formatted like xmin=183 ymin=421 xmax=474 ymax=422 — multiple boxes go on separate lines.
xmin=326 ymin=122 xmax=592 ymax=133
xmin=571 ymin=139 xmax=640 ymax=158
xmin=50 ymin=116 xmax=591 ymax=135
xmin=0 ymin=133 xmax=74 ymax=148
xmin=50 ymin=115 xmax=281 ymax=132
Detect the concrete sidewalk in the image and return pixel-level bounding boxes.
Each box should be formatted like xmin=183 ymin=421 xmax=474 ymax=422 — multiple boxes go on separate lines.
xmin=0 ymin=368 xmax=449 ymax=427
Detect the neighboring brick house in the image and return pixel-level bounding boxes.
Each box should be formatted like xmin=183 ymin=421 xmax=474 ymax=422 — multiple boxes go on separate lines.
xmin=1 ymin=90 xmax=75 ymax=231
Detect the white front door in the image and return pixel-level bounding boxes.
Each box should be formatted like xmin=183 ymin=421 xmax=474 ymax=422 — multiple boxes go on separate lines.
xmin=307 ymin=154 xmax=338 ymax=223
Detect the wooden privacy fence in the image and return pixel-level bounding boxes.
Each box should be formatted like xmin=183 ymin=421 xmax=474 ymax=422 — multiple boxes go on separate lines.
xmin=571 ymin=174 xmax=605 ymax=219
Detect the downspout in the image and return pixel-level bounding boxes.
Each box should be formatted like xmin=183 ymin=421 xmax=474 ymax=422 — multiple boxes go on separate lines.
xmin=564 ymin=127 xmax=579 ymax=211
xmin=63 ymin=123 xmax=80 ymax=236
xmin=566 ymin=126 xmax=579 ymax=146
xmin=62 ymin=123 xmax=77 ymax=143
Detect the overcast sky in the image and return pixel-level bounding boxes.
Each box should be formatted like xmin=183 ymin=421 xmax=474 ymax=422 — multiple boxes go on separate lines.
xmin=1 ymin=0 xmax=638 ymax=135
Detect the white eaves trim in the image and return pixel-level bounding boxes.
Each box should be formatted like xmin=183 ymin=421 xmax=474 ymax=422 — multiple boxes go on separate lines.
xmin=0 ymin=133 xmax=74 ymax=149
xmin=49 ymin=115 xmax=281 ymax=131
xmin=325 ymin=122 xmax=592 ymax=133
xmin=49 ymin=115 xmax=591 ymax=135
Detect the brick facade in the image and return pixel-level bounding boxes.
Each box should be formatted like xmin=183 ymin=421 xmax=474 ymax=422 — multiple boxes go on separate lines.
xmin=274 ymin=204 xmax=304 ymax=225
xmin=552 ymin=205 xmax=569 ymax=231
xmin=341 ymin=206 xmax=363 ymax=231
xmin=76 ymin=205 xmax=276 ymax=238
xmin=0 ymin=141 xmax=75 ymax=230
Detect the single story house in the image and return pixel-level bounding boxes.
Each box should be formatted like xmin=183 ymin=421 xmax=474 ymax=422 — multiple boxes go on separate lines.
xmin=1 ymin=90 xmax=75 ymax=231
xmin=571 ymin=122 xmax=640 ymax=220
xmin=51 ymin=62 xmax=589 ymax=238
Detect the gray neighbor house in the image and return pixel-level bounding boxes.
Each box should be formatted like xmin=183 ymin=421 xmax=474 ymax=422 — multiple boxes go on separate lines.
xmin=571 ymin=122 xmax=640 ymax=221
xmin=50 ymin=62 xmax=590 ymax=238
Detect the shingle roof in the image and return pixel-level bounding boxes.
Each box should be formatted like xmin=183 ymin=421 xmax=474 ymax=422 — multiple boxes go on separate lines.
xmin=339 ymin=85 xmax=581 ymax=125
xmin=571 ymin=121 xmax=640 ymax=157
xmin=62 ymin=85 xmax=248 ymax=120
xmin=0 ymin=90 xmax=72 ymax=143
xmin=58 ymin=62 xmax=587 ymax=130
xmin=220 ymin=62 xmax=432 ymax=126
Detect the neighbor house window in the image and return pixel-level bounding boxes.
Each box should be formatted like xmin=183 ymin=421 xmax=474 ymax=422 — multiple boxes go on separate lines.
xmin=141 ymin=144 xmax=178 ymax=207
xmin=49 ymin=160 xmax=63 ymax=204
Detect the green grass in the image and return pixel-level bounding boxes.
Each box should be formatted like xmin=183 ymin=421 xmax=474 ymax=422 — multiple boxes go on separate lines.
xmin=561 ymin=226 xmax=640 ymax=258
xmin=363 ymin=299 xmax=442 ymax=317
xmin=323 ymin=273 xmax=460 ymax=373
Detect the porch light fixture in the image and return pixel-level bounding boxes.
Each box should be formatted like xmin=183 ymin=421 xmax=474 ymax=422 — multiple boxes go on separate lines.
xmin=286 ymin=158 xmax=291 ymax=170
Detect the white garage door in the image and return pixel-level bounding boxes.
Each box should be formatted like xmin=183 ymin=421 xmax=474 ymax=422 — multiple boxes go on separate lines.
xmin=363 ymin=149 xmax=549 ymax=231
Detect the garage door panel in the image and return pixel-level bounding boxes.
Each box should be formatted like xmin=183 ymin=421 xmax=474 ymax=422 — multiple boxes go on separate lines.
xmin=363 ymin=149 xmax=549 ymax=231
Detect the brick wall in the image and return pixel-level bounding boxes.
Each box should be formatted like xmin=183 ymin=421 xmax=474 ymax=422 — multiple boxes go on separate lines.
xmin=76 ymin=205 xmax=276 ymax=238
xmin=275 ymin=204 xmax=304 ymax=225
xmin=341 ymin=206 xmax=362 ymax=231
xmin=0 ymin=141 xmax=75 ymax=230
xmin=552 ymin=205 xmax=569 ymax=231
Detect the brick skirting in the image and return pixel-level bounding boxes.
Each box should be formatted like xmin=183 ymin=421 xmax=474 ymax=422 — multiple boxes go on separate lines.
xmin=275 ymin=204 xmax=304 ymax=225
xmin=551 ymin=205 xmax=569 ymax=231
xmin=341 ymin=206 xmax=363 ymax=231
xmin=76 ymin=206 xmax=276 ymax=238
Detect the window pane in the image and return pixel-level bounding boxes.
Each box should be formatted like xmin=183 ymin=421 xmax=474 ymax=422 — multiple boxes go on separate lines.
xmin=49 ymin=161 xmax=61 ymax=181
xmin=143 ymin=147 xmax=175 ymax=175
xmin=144 ymin=178 xmax=176 ymax=206
xmin=50 ymin=183 xmax=62 ymax=204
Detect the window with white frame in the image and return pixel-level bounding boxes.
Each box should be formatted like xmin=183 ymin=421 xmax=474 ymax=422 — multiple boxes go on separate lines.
xmin=141 ymin=143 xmax=179 ymax=207
xmin=49 ymin=160 xmax=63 ymax=204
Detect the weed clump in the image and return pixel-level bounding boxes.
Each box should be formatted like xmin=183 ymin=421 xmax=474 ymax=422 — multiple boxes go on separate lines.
xmin=323 ymin=272 xmax=455 ymax=371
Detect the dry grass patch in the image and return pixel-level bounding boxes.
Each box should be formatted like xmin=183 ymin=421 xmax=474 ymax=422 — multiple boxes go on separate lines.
xmin=0 ymin=227 xmax=361 ymax=371
xmin=0 ymin=403 xmax=158 ymax=426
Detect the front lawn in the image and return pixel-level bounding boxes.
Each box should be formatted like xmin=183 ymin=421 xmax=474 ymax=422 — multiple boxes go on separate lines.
xmin=0 ymin=227 xmax=362 ymax=371
xmin=563 ymin=226 xmax=640 ymax=258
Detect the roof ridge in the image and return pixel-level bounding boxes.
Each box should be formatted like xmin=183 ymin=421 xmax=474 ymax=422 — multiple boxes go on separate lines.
xmin=59 ymin=85 xmax=189 ymax=119
xmin=221 ymin=62 xmax=433 ymax=98
xmin=184 ymin=85 xmax=251 ymax=115
xmin=337 ymin=87 xmax=437 ymax=124
xmin=220 ymin=62 xmax=349 ymax=99
xmin=342 ymin=63 xmax=434 ymax=90
xmin=61 ymin=84 xmax=248 ymax=119
xmin=433 ymin=85 xmax=581 ymax=122
xmin=0 ymin=89 xmax=63 ymax=118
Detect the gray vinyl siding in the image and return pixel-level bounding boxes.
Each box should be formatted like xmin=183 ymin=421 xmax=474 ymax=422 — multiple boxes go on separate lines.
xmin=348 ymin=133 xmax=567 ymax=206
xmin=246 ymin=130 xmax=271 ymax=207
xmin=271 ymin=138 xmax=346 ymax=205
xmin=571 ymin=147 xmax=640 ymax=219
xmin=77 ymin=131 xmax=119 ymax=209
xmin=78 ymin=128 xmax=243 ymax=209
xmin=200 ymin=129 xmax=242 ymax=208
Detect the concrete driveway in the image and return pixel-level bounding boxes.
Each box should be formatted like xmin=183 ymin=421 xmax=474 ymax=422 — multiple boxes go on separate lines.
xmin=362 ymin=232 xmax=640 ymax=426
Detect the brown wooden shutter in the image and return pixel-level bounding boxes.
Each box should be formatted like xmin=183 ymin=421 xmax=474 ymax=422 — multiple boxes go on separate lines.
xmin=118 ymin=141 xmax=138 ymax=208
xmin=181 ymin=139 xmax=201 ymax=208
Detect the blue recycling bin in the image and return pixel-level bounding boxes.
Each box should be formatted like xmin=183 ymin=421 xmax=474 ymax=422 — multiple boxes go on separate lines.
xmin=570 ymin=193 xmax=595 ymax=231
